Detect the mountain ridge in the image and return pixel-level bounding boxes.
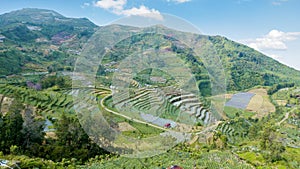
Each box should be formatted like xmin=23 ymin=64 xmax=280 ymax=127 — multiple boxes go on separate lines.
xmin=0 ymin=8 xmax=299 ymax=91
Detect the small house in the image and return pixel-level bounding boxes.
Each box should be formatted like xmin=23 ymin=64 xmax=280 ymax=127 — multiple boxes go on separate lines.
xmin=164 ymin=123 xmax=171 ymax=128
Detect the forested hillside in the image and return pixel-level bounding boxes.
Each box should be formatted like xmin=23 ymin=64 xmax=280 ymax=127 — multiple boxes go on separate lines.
xmin=0 ymin=8 xmax=300 ymax=169
xmin=1 ymin=8 xmax=300 ymax=92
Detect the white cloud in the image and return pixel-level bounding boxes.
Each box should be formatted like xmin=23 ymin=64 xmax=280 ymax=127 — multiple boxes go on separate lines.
xmin=167 ymin=0 xmax=191 ymax=3
xmin=121 ymin=5 xmax=163 ymax=20
xmin=272 ymin=0 xmax=288 ymax=6
xmin=94 ymin=0 xmax=126 ymax=10
xmin=81 ymin=2 xmax=91 ymax=8
xmin=236 ymin=0 xmax=251 ymax=4
xmin=243 ymin=30 xmax=300 ymax=51
xmin=240 ymin=29 xmax=300 ymax=62
xmin=94 ymin=0 xmax=163 ymax=20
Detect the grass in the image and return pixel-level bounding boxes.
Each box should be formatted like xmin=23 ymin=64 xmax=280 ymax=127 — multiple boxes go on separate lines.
xmin=101 ymin=96 xmax=163 ymax=138
xmin=271 ymin=87 xmax=294 ymax=101
xmin=129 ymin=121 xmax=163 ymax=136
xmin=82 ymin=150 xmax=254 ymax=169
xmin=0 ymin=154 xmax=72 ymax=169
xmin=237 ymin=147 xmax=300 ymax=169
xmin=224 ymin=106 xmax=255 ymax=119
xmin=237 ymin=151 xmax=265 ymax=166
xmin=104 ymin=88 xmax=181 ymax=122
xmin=279 ymin=125 xmax=300 ymax=148
xmin=101 ymin=108 xmax=163 ymax=138
xmin=282 ymin=147 xmax=300 ymax=168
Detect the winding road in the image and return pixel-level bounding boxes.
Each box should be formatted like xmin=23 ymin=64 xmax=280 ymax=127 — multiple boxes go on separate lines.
xmin=276 ymin=107 xmax=297 ymax=126
xmin=99 ymin=88 xmax=220 ymax=137
xmin=100 ymin=93 xmax=168 ymax=131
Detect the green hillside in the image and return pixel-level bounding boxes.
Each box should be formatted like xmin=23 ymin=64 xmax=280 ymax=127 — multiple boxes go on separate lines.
xmin=0 ymin=8 xmax=97 ymax=75
xmin=210 ymin=36 xmax=300 ymax=90
xmin=1 ymin=8 xmax=300 ymax=92
xmin=0 ymin=8 xmax=300 ymax=169
xmin=0 ymin=8 xmax=97 ymax=42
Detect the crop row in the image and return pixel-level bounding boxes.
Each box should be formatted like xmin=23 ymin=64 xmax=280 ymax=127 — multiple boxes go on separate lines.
xmin=112 ymin=86 xmax=215 ymax=125
xmin=0 ymin=85 xmax=110 ymax=116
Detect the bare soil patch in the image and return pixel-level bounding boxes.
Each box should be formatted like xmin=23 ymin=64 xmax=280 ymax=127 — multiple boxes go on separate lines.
xmin=117 ymin=122 xmax=136 ymax=132
xmin=247 ymin=88 xmax=275 ymax=119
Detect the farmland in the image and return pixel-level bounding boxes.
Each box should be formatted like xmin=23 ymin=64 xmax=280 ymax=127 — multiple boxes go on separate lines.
xmin=225 ymin=92 xmax=255 ymax=109
xmin=1 ymin=8 xmax=300 ymax=168
xmin=2 ymin=81 xmax=299 ymax=168
xmin=224 ymin=88 xmax=276 ymax=119
xmin=248 ymin=88 xmax=276 ymax=119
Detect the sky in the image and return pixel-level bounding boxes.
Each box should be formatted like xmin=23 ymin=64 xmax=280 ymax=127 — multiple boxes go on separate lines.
xmin=1 ymin=0 xmax=300 ymax=70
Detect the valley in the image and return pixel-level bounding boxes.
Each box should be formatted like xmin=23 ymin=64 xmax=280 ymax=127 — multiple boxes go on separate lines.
xmin=0 ymin=8 xmax=299 ymax=169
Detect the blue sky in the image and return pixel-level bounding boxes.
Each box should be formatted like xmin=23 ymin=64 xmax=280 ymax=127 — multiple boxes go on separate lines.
xmin=1 ymin=0 xmax=300 ymax=70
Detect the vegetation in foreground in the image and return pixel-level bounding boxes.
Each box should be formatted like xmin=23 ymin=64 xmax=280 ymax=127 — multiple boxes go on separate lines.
xmin=0 ymin=80 xmax=299 ymax=168
xmin=0 ymin=8 xmax=299 ymax=169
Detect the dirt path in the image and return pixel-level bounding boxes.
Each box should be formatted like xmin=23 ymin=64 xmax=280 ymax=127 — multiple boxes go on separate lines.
xmin=279 ymin=112 xmax=289 ymax=125
xmin=195 ymin=121 xmax=221 ymax=135
xmin=100 ymin=88 xmax=220 ymax=136
xmin=277 ymin=112 xmax=290 ymax=126
xmin=276 ymin=107 xmax=297 ymax=126
xmin=100 ymin=93 xmax=168 ymax=131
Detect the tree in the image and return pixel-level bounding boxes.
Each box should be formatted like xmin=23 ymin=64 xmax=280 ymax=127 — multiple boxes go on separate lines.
xmin=0 ymin=113 xmax=5 ymax=150
xmin=41 ymin=75 xmax=71 ymax=89
xmin=21 ymin=106 xmax=45 ymax=149
xmin=53 ymin=113 xmax=107 ymax=161
xmin=0 ymin=97 xmax=24 ymax=154
xmin=260 ymin=122 xmax=277 ymax=150
xmin=259 ymin=122 xmax=286 ymax=162
xmin=209 ymin=131 xmax=228 ymax=150
xmin=268 ymin=142 xmax=285 ymax=162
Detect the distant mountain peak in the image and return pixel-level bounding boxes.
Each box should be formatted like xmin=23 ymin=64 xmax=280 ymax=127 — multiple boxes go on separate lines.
xmin=9 ymin=8 xmax=63 ymax=17
xmin=0 ymin=8 xmax=97 ymax=29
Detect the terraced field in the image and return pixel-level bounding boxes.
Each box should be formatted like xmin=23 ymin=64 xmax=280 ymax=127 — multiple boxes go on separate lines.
xmin=112 ymin=86 xmax=217 ymax=127
xmin=278 ymin=109 xmax=300 ymax=148
xmin=215 ymin=119 xmax=252 ymax=143
xmin=0 ymin=84 xmax=224 ymax=158
xmin=0 ymin=85 xmax=110 ymax=117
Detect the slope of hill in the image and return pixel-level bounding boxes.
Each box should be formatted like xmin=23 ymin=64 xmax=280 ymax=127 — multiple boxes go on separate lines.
xmin=91 ymin=24 xmax=300 ymax=93
xmin=0 ymin=8 xmax=97 ymax=42
xmin=1 ymin=8 xmax=300 ymax=169
xmin=0 ymin=8 xmax=98 ymax=75
xmin=210 ymin=36 xmax=300 ymax=90
xmin=0 ymin=8 xmax=300 ymax=92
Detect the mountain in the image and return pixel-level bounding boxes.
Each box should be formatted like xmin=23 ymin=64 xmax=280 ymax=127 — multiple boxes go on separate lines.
xmin=0 ymin=8 xmax=97 ymax=42
xmin=0 ymin=8 xmax=98 ymax=75
xmin=93 ymin=24 xmax=300 ymax=92
xmin=0 ymin=8 xmax=300 ymax=92
xmin=209 ymin=36 xmax=300 ymax=90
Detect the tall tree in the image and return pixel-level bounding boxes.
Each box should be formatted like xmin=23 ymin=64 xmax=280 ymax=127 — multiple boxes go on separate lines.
xmin=0 ymin=97 xmax=24 ymax=153
xmin=55 ymin=113 xmax=89 ymax=148
xmin=21 ymin=106 xmax=45 ymax=149
xmin=0 ymin=113 xmax=5 ymax=151
xmin=53 ymin=113 xmax=107 ymax=161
